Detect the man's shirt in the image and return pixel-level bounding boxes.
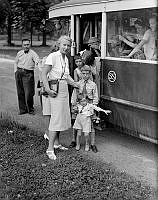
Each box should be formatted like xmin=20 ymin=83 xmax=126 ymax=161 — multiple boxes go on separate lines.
xmin=14 ymin=49 xmax=39 ymax=72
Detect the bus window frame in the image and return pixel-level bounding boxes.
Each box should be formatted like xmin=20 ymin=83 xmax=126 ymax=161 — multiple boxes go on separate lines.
xmin=104 ymin=7 xmax=157 ymax=64
xmin=104 ymin=56 xmax=158 ymax=65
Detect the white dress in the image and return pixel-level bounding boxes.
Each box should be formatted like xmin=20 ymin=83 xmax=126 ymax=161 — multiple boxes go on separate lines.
xmin=45 ymin=51 xmax=71 ymax=131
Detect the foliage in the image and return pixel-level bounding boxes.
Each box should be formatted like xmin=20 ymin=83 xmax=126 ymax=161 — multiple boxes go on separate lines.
xmin=0 ymin=117 xmax=156 ymax=200
xmin=0 ymin=0 xmax=11 ymax=28
xmin=0 ymin=0 xmax=70 ymax=45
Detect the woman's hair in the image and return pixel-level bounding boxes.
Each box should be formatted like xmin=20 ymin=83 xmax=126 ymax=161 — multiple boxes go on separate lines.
xmin=50 ymin=41 xmax=59 ymax=52
xmin=134 ymin=19 xmax=144 ymax=27
xmin=58 ymin=35 xmax=72 ymax=44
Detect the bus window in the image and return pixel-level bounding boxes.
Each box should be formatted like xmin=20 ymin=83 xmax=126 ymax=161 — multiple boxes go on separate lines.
xmin=107 ymin=8 xmax=157 ymax=61
xmin=81 ymin=13 xmax=102 ymax=49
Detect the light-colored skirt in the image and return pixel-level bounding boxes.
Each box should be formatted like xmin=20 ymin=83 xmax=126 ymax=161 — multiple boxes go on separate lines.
xmin=42 ymin=96 xmax=51 ymax=116
xmin=48 ymin=80 xmax=71 ymax=131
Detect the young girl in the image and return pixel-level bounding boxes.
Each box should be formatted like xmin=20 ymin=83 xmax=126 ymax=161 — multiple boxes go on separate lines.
xmin=73 ymin=54 xmax=84 ymax=82
xmin=73 ymin=94 xmax=111 ymax=151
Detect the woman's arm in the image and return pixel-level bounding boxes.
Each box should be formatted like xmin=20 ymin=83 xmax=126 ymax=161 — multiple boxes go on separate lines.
xmin=119 ymin=35 xmax=137 ymax=48
xmin=123 ymin=39 xmax=147 ymax=58
xmin=41 ymin=64 xmax=57 ymax=97
xmin=66 ymin=74 xmax=79 ymax=88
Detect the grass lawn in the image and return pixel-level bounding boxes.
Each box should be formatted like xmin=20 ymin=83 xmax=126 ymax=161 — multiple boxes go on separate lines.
xmin=0 ymin=117 xmax=155 ymax=200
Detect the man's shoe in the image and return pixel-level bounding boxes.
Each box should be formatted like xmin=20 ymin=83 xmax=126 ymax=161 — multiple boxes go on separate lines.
xmin=29 ymin=110 xmax=35 ymax=115
xmin=91 ymin=145 xmax=98 ymax=153
xmin=18 ymin=111 xmax=28 ymax=115
xmin=69 ymin=141 xmax=76 ymax=148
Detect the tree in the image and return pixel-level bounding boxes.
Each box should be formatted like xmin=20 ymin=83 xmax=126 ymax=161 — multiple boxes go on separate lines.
xmin=0 ymin=0 xmax=70 ymax=46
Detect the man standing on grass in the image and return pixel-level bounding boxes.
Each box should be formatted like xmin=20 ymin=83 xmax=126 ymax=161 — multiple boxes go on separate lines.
xmin=14 ymin=39 xmax=39 ymax=115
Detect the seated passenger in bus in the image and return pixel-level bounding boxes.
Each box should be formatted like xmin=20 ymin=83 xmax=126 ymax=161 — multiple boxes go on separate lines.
xmin=118 ymin=25 xmax=145 ymax=59
xmin=107 ymin=35 xmax=120 ymax=57
xmin=122 ymin=15 xmax=157 ymax=60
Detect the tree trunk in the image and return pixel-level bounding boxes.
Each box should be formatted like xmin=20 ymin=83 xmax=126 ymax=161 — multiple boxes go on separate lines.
xmin=30 ymin=22 xmax=33 ymax=46
xmin=7 ymin=15 xmax=12 ymax=46
xmin=41 ymin=27 xmax=47 ymax=46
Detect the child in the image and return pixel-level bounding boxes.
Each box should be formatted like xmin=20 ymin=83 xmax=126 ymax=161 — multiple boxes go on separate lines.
xmin=73 ymin=54 xmax=84 ymax=82
xmin=69 ymin=55 xmax=84 ymax=148
xmin=73 ymin=94 xmax=111 ymax=151
xmin=70 ymin=65 xmax=99 ymax=152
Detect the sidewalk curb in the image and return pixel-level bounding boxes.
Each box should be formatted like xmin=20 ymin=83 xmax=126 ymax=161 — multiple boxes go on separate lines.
xmin=0 ymin=57 xmax=14 ymax=63
xmin=0 ymin=55 xmax=14 ymax=61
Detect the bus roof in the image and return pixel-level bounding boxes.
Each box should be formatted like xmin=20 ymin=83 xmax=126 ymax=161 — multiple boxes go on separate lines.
xmin=49 ymin=0 xmax=157 ymax=18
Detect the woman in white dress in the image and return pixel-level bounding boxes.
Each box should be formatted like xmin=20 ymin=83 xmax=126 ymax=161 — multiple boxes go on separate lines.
xmin=42 ymin=35 xmax=78 ymax=160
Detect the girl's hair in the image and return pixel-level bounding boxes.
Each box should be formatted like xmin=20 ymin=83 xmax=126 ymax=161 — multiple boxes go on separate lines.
xmin=74 ymin=54 xmax=82 ymax=61
xmin=77 ymin=93 xmax=86 ymax=102
xmin=134 ymin=19 xmax=144 ymax=27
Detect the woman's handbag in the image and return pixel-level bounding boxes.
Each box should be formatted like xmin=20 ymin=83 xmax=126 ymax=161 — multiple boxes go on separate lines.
xmin=48 ymin=79 xmax=59 ymax=97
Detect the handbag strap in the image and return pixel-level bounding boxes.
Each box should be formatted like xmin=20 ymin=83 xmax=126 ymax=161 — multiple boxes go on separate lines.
xmin=59 ymin=56 xmax=66 ymax=80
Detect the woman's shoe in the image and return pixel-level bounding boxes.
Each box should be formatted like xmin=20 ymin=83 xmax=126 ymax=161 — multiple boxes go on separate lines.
xmin=85 ymin=144 xmax=89 ymax=151
xmin=44 ymin=133 xmax=49 ymax=140
xmin=54 ymin=144 xmax=68 ymax=150
xmin=46 ymin=150 xmax=56 ymax=160
xmin=75 ymin=145 xmax=80 ymax=151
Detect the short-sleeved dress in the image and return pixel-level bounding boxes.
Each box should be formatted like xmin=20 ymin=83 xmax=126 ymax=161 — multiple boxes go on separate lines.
xmin=143 ymin=29 xmax=156 ymax=60
xmin=45 ymin=51 xmax=71 ymax=131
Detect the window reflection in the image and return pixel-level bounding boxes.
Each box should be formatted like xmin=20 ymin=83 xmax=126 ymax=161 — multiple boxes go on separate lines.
xmin=107 ymin=8 xmax=157 ymax=61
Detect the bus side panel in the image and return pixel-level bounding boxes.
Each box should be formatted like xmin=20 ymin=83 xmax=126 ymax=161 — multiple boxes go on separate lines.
xmin=100 ymin=59 xmax=158 ymax=140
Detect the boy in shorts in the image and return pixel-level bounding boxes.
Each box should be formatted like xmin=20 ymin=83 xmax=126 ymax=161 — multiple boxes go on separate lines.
xmin=73 ymin=94 xmax=111 ymax=151
xmin=70 ymin=65 xmax=99 ymax=152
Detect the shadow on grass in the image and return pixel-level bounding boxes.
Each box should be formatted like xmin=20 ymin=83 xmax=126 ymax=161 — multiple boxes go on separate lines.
xmin=0 ymin=113 xmax=156 ymax=200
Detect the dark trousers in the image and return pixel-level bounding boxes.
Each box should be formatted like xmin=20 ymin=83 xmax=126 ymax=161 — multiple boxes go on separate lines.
xmin=15 ymin=68 xmax=35 ymax=113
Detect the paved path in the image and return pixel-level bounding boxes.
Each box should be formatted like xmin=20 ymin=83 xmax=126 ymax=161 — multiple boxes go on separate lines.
xmin=0 ymin=58 xmax=157 ymax=192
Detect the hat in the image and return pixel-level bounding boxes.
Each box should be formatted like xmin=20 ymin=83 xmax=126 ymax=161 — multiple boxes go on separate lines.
xmin=88 ymin=37 xmax=100 ymax=44
xmin=81 ymin=65 xmax=91 ymax=72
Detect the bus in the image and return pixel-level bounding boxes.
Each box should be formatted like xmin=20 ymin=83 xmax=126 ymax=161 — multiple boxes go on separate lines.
xmin=48 ymin=0 xmax=158 ymax=143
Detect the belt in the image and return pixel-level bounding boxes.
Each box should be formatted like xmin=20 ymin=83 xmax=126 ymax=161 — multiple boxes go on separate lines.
xmin=17 ymin=67 xmax=33 ymax=72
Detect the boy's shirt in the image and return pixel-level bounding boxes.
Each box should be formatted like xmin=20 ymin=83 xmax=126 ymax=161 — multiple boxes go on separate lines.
xmin=71 ymin=79 xmax=99 ymax=105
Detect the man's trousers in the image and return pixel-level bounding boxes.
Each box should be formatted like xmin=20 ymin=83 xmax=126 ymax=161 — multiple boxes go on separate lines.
xmin=15 ymin=68 xmax=35 ymax=113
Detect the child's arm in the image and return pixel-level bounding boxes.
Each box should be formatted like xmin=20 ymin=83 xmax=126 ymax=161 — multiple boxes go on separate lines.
xmin=92 ymin=104 xmax=112 ymax=115
xmin=92 ymin=84 xmax=99 ymax=105
xmin=74 ymin=69 xmax=78 ymax=82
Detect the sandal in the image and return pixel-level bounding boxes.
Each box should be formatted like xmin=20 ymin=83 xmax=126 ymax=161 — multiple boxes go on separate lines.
xmin=44 ymin=133 xmax=49 ymax=140
xmin=46 ymin=150 xmax=56 ymax=160
xmin=54 ymin=144 xmax=68 ymax=150
xmin=69 ymin=141 xmax=76 ymax=148
xmin=85 ymin=144 xmax=89 ymax=152
xmin=75 ymin=145 xmax=80 ymax=151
